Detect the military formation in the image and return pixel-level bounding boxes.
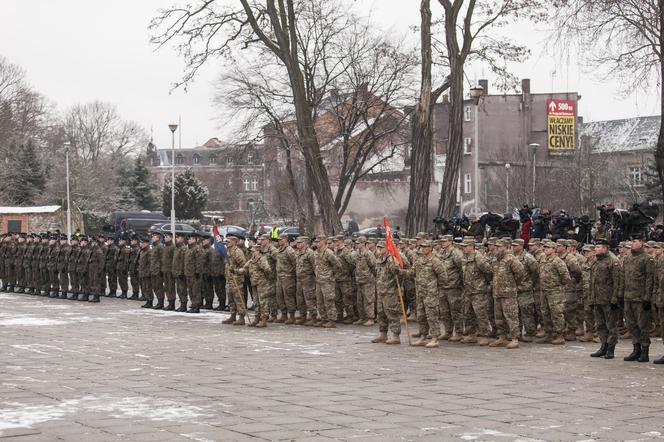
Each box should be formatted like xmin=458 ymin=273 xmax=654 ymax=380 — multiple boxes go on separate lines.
xmin=1 ymin=229 xmax=663 ymax=364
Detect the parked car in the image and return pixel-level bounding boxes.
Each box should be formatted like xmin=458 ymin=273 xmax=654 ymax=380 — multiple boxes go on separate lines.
xmin=351 ymin=227 xmax=383 ymax=239
xmin=277 ymin=226 xmax=300 ymax=242
xmin=217 ymin=225 xmax=248 ymax=239
xmin=149 ymin=222 xmax=203 ymax=236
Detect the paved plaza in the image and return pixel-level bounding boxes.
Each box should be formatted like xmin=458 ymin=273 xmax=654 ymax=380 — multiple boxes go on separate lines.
xmin=1 ymin=292 xmax=664 ymax=441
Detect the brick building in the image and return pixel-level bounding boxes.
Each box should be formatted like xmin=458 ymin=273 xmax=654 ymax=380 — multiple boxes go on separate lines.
xmin=147 ymin=138 xmax=265 ymax=225
xmin=0 ymin=205 xmax=85 ymax=234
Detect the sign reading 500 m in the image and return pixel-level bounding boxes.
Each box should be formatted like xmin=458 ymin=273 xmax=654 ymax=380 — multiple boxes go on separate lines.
xmin=547 ymin=99 xmax=576 ymax=153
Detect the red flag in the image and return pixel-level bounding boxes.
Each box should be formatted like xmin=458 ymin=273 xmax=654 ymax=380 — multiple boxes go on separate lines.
xmin=213 ymin=224 xmax=220 ymax=237
xmin=384 ymin=217 xmax=404 ymax=268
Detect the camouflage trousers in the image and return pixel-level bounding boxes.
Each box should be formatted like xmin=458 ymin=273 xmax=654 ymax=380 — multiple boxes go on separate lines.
xmin=564 ymin=290 xmax=578 ymax=335
xmin=175 ymin=276 xmax=187 ymax=304
xmin=517 ymin=291 xmax=538 ymax=337
xmin=297 ymin=275 xmax=317 ymax=317
xmin=356 ymin=282 xmax=376 ymax=321
xmin=4 ymin=261 xmax=15 ymax=287
xmin=225 ymin=275 xmax=243 ymax=314
xmin=317 ymin=278 xmax=337 ymax=322
xmin=209 ymin=275 xmax=226 ymax=308
xmin=417 ymin=288 xmax=440 ymax=339
xmin=582 ymin=297 xmax=595 ymax=334
xmin=117 ymin=269 xmax=128 ymax=293
xmin=593 ymin=304 xmax=618 ymax=345
xmin=163 ymin=272 xmax=175 ymax=301
xmin=141 ymin=276 xmax=153 ymax=301
xmin=439 ymin=288 xmax=463 ymax=337
xmin=403 ymin=278 xmax=416 ymax=316
xmin=258 ymin=285 xmax=276 ymax=320
xmin=49 ymin=268 xmax=58 ymax=292
xmin=487 ymin=292 xmax=497 ymax=336
xmin=69 ymin=271 xmax=79 ymax=294
xmin=151 ymin=273 xmax=164 ymax=301
xmin=624 ymin=300 xmax=651 ymax=345
xmin=106 ymin=270 xmax=117 ymax=294
xmin=187 ymin=275 xmax=203 ymax=307
xmin=462 ymin=292 xmax=491 ymax=337
xmin=541 ymin=289 xmax=566 ymax=337
xmin=656 ymin=305 xmax=664 ymax=344
xmin=335 ymin=280 xmax=356 ymax=320
xmin=494 ymin=296 xmax=520 ymax=340
xmin=377 ymin=291 xmax=401 ymax=336
xmin=130 ymin=272 xmax=140 ymax=296
xmin=277 ymin=275 xmax=297 ymax=314
xmin=58 ymin=270 xmax=69 ymax=294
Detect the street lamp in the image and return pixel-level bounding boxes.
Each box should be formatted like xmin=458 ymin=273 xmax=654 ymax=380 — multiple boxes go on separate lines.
xmin=168 ymin=123 xmax=178 ymax=245
xmin=505 ymin=163 xmax=511 ymax=213
xmin=470 ymin=85 xmax=484 ymax=214
xmin=64 ymin=142 xmax=72 ymax=243
xmin=529 ymin=143 xmax=540 ymax=206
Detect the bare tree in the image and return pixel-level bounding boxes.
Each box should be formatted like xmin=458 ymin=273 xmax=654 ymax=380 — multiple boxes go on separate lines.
xmin=551 ymin=0 xmax=664 ymax=208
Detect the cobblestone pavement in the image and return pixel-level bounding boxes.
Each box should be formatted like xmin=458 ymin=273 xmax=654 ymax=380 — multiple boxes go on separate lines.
xmin=1 ymin=292 xmax=664 ymax=441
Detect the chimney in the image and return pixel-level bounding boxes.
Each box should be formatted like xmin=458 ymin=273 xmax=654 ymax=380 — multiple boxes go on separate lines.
xmin=478 ymin=79 xmax=488 ymax=96
xmin=521 ymin=78 xmax=531 ymax=96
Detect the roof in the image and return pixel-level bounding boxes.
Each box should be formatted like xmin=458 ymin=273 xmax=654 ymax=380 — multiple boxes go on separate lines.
xmin=0 ymin=205 xmax=61 ymax=214
xmin=580 ymin=115 xmax=660 ymax=153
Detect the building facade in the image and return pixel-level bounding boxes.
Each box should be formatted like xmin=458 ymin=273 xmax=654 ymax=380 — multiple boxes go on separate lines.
xmin=0 ymin=205 xmax=85 ymax=234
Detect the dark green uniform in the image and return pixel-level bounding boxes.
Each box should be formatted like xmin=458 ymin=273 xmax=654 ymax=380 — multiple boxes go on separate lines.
xmin=58 ymin=242 xmax=70 ymax=298
xmin=116 ymin=242 xmax=130 ymax=297
xmin=138 ymin=242 xmax=152 ymax=305
xmin=77 ymin=243 xmax=92 ymax=300
xmin=129 ymin=242 xmax=141 ymax=299
xmin=172 ymin=240 xmax=187 ymax=309
xmin=184 ymin=240 xmax=202 ymax=310
xmin=105 ymin=242 xmax=119 ymax=296
xmin=68 ymin=242 xmax=80 ymax=297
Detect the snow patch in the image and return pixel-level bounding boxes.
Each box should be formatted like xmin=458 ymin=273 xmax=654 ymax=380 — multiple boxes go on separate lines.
xmin=458 ymin=429 xmax=544 ymax=441
xmin=0 ymin=317 xmax=67 ymax=326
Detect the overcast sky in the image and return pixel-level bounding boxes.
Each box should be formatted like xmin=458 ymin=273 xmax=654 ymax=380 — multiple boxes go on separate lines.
xmin=0 ymin=0 xmax=659 ymax=151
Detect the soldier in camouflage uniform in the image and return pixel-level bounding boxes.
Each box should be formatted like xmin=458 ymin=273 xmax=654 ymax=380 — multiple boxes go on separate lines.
xmin=437 ymin=235 xmax=465 ymax=341
xmin=67 ymin=237 xmax=80 ymax=299
xmin=209 ymin=236 xmax=226 ymax=311
xmin=128 ymin=235 xmax=142 ymax=300
xmin=88 ymin=236 xmax=104 ymax=302
xmin=488 ymin=239 xmax=526 ymax=349
xmin=258 ymin=234 xmax=279 ymax=321
xmin=511 ymin=239 xmax=539 ymax=341
xmin=198 ymin=235 xmax=213 ymax=311
xmin=172 ymin=232 xmax=188 ymax=311
xmin=354 ymin=236 xmax=377 ymax=326
xmin=275 ymin=234 xmax=298 ymax=324
xmin=401 ymin=239 xmax=418 ymax=318
xmin=183 ymin=234 xmax=202 ymax=313
xmin=22 ymin=235 xmax=34 ymax=294
xmin=161 ymin=232 xmax=176 ymax=310
xmin=116 ymin=235 xmax=130 ymax=298
xmin=568 ymin=240 xmax=587 ymax=337
xmin=222 ymin=234 xmax=248 ymax=324
xmin=0 ymin=235 xmax=5 ymax=291
xmin=537 ymin=240 xmax=572 ymax=345
xmin=335 ymin=237 xmax=358 ymax=324
xmin=149 ymin=232 xmax=165 ymax=309
xmin=14 ymin=234 xmax=26 ymax=293
xmin=57 ymin=236 xmax=70 ymax=299
xmin=76 ymin=237 xmax=92 ymax=301
xmin=39 ymin=236 xmax=51 ymax=296
xmin=556 ymin=239 xmax=582 ymax=341
xmin=103 ymin=237 xmax=118 ymax=297
xmin=295 ymin=236 xmax=317 ymax=325
xmin=460 ymin=238 xmax=493 ymax=346
xmin=371 ymin=241 xmax=402 ymax=345
xmin=621 ymin=235 xmax=654 ymax=362
xmin=238 ymin=245 xmax=274 ymax=327
xmin=46 ymin=236 xmax=59 ymax=297
xmin=589 ymin=240 xmax=620 ymax=359
xmin=138 ymin=237 xmax=153 ymax=307
xmin=4 ymin=235 xmax=17 ymax=292
xmin=653 ymin=243 xmax=664 ymax=364
xmin=579 ymin=244 xmax=597 ymax=342
xmin=314 ymin=235 xmax=343 ymax=328
xmin=528 ymin=238 xmax=547 ymax=336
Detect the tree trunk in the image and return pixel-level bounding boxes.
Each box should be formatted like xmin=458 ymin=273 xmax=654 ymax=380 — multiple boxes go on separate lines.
xmin=656 ymin=28 xmax=664 ymax=208
xmin=405 ymin=0 xmax=435 ymax=237
xmin=437 ymin=55 xmax=464 ymax=217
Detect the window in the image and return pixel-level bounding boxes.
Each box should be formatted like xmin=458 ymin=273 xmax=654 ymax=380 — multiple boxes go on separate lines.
xmin=629 ymin=166 xmax=643 ymax=187
xmin=464 ymin=173 xmax=472 ymax=194
xmin=175 ymin=154 xmax=184 ymax=165
xmin=227 ymin=177 xmax=233 ymax=187
xmin=464 ymin=106 xmax=472 ymax=122
xmin=7 ymin=220 xmax=22 ymax=233
xmin=247 ymin=152 xmax=253 ymax=164
xmin=251 ymin=178 xmax=258 ymax=191
xmin=464 ymin=137 xmax=472 ymax=155
xmin=243 ymin=178 xmax=250 ymax=191
xmin=209 ymin=154 xmax=217 ymax=165
xmin=227 ymin=156 xmax=234 ymax=165
xmin=192 ymin=154 xmax=200 ymax=165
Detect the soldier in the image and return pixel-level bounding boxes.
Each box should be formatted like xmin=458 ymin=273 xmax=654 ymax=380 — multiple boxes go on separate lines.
xmin=128 ymin=234 xmax=142 ymax=300
xmin=0 ymin=235 xmax=5 ymax=291
xmin=222 ymin=234 xmax=248 ymax=324
xmin=437 ymin=235 xmax=465 ymax=341
xmin=198 ymin=234 xmax=212 ymax=311
xmin=314 ymin=235 xmax=343 ymax=328
xmin=528 ymin=238 xmax=546 ymax=336
xmin=511 ymin=239 xmax=539 ymax=342
xmin=653 ymin=243 xmax=664 ymax=364
xmin=589 ymin=240 xmax=620 ymax=359
xmin=334 ymin=236 xmax=357 ymax=324
xmin=294 ymin=236 xmax=316 ymax=325
xmin=621 ymin=234 xmax=654 ymax=362
xmin=3 ymin=235 xmax=17 ymax=292
xmin=161 ymin=232 xmax=176 ymax=310
xmin=354 ymin=236 xmax=377 ymax=326
xmin=401 ymin=239 xmax=418 ymax=318
xmin=556 ymin=239 xmax=582 ymax=341
xmin=209 ymin=235 xmax=226 ymax=311
xmin=258 ymin=234 xmax=278 ymax=321
xmin=485 ymin=237 xmax=499 ymax=337
xmin=172 ymin=232 xmax=188 ymax=311
xmin=116 ymin=235 xmax=130 ymax=298
xmin=138 ymin=237 xmax=153 ymax=308
xmin=67 ymin=237 xmax=80 ymax=299
xmin=76 ymin=237 xmax=92 ymax=301
xmin=22 ymin=234 xmax=34 ymax=294
xmin=238 ymin=245 xmax=273 ymax=327
xmin=274 ymin=234 xmax=298 ymax=324
xmin=460 ymin=238 xmax=493 ymax=346
xmin=616 ymin=241 xmax=631 ymax=338
xmin=14 ymin=234 xmax=26 ymax=293
xmin=537 ymin=240 xmax=572 ymax=345
xmin=489 ymin=239 xmax=526 ymax=349
xmin=148 ymin=232 xmax=165 ymax=309
xmin=96 ymin=235 xmax=108 ymax=295
xmin=183 ymin=233 xmax=202 ymax=313
xmin=579 ymin=244 xmax=597 ymax=342
xmin=39 ymin=235 xmax=50 ymax=296
xmin=47 ymin=235 xmax=59 ymax=297
xmin=371 ymin=241 xmax=402 ymax=345
xmin=103 ymin=237 xmax=118 ymax=297
xmin=88 ymin=236 xmax=104 ymax=303
xmin=57 ymin=236 xmax=70 ymax=299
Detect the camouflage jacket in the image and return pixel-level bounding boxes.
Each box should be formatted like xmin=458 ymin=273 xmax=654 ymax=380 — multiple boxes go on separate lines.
xmin=105 ymin=245 xmax=118 ymax=273
xmin=67 ymin=245 xmax=80 ymax=272
xmin=404 ymin=253 xmax=444 ymax=296
xmin=128 ymin=245 xmax=140 ymax=274
xmin=462 ymin=252 xmax=493 ymax=295
xmin=160 ymin=243 xmax=174 ymax=273
xmin=491 ymin=251 xmax=526 ymax=298
xmin=354 ymin=248 xmax=377 ymax=284
xmin=57 ymin=244 xmax=70 ymax=272
xmin=295 ymin=247 xmax=316 ymax=279
xmin=148 ymin=243 xmax=163 ymax=276
xmin=276 ymin=244 xmax=297 ymax=277
xmin=224 ymin=244 xmax=247 ymax=281
xmin=513 ymin=251 xmax=539 ymax=293
xmin=315 ymin=247 xmax=342 ymax=283
xmin=437 ymin=247 xmax=464 ymax=290
xmin=621 ymin=248 xmax=654 ymax=302
xmin=138 ymin=246 xmax=151 ymax=277
xmin=335 ymin=248 xmax=356 ymax=282
xmin=375 ymin=254 xmax=400 ymax=297
xmin=590 ymin=253 xmax=620 ymax=305
xmin=172 ymin=243 xmax=187 ymax=277
xmin=538 ymin=253 xmax=572 ymax=292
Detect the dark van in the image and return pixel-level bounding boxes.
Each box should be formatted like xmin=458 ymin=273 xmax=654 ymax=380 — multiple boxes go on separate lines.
xmin=106 ymin=211 xmax=169 ymax=238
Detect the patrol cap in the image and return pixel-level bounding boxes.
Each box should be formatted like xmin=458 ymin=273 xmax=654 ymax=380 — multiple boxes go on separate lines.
xmin=368 ymin=238 xmax=378 ymax=244
xmin=487 ymin=237 xmax=498 ymax=245
xmin=529 ymin=238 xmax=541 ymax=246
xmin=376 ymin=241 xmax=386 ymax=248
xmin=440 ymin=235 xmax=453 ymax=242
xmin=595 ymin=239 xmax=609 ymax=246
xmin=462 ymin=238 xmax=476 ymax=246
xmin=415 ymin=232 xmax=428 ymax=240
xmin=512 ymin=239 xmax=525 ymax=247
xmin=645 ymin=240 xmax=657 ymax=248
xmin=259 ymin=234 xmax=270 ymax=240
xmin=250 ymin=245 xmax=262 ymax=252
xmin=296 ymin=235 xmax=310 ymax=243
xmin=581 ymin=244 xmax=595 ymax=252
xmin=495 ymin=238 xmax=510 ymax=247
xmin=334 ymin=235 xmax=345 ymax=241
xmin=344 ymin=238 xmax=353 ymax=245
xmin=556 ymin=239 xmax=568 ymax=246
xmin=618 ymin=241 xmax=631 ymax=249
xmin=356 ymin=236 xmax=367 ymax=243
xmin=314 ymin=235 xmax=327 ymax=242
xmin=420 ymin=240 xmax=433 ymax=248
xmin=567 ymin=239 xmax=578 ymax=247
xmin=543 ymin=240 xmax=556 ymax=248
xmin=631 ymin=233 xmax=644 ymax=240
xmin=408 ymin=239 xmax=417 ymax=245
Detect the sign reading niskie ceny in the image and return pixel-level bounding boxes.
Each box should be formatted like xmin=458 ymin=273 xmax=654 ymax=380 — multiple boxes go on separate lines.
xmin=547 ymin=99 xmax=576 ymax=154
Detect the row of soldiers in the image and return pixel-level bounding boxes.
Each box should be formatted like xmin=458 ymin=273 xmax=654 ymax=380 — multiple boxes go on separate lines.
xmin=1 ymin=229 xmax=662 ymax=363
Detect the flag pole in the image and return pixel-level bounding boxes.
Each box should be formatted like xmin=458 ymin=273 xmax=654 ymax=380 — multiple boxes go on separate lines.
xmin=395 ymin=277 xmax=411 ymax=346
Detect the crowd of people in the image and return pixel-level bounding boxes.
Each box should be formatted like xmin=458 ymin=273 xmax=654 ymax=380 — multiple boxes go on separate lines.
xmin=0 ymin=227 xmax=663 ymax=364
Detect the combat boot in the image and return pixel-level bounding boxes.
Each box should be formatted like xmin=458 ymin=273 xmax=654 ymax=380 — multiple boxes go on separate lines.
xmin=653 ymin=354 xmax=664 ymax=364
xmin=575 ymin=326 xmax=584 ymax=336
xmin=0 ymin=285 xmax=5 ymax=292
xmin=77 ymin=293 xmax=87 ymax=301
xmin=521 ymin=335 xmax=533 ymax=343
xmin=638 ymin=344 xmax=650 ymax=362
xmin=425 ymin=338 xmax=440 ymax=348
xmin=89 ymin=294 xmax=100 ymax=303
xmin=249 ymin=315 xmax=260 ymax=327
xmin=551 ymin=335 xmax=565 ymax=345
xmin=343 ymin=315 xmax=355 ymax=325
xmin=267 ymin=315 xmax=276 ymax=323
xmin=304 ymin=315 xmax=315 ymax=326
xmin=49 ymin=291 xmax=58 ymax=298
xmin=127 ymin=293 xmax=138 ymax=300
xmin=107 ymin=291 xmax=116 ymax=298
xmin=186 ymin=305 xmax=200 ymax=313
xmin=202 ymin=301 xmax=213 ymax=310
xmin=461 ymin=335 xmax=477 ymax=344
xmin=256 ymin=319 xmax=268 ymax=328
xmin=371 ymin=332 xmax=387 ymax=343
xmin=275 ymin=312 xmax=287 ymax=323
xmin=285 ymin=313 xmax=295 ymax=325
xmin=118 ymin=291 xmax=127 ymax=299
xmin=137 ymin=295 xmax=146 ymax=301
xmin=579 ymin=332 xmax=594 ymax=342
xmin=620 ymin=330 xmax=632 ymax=340
xmin=535 ymin=329 xmax=546 ymax=338
xmin=15 ymin=286 xmax=23 ymax=293
xmin=624 ymin=343 xmax=642 ymax=361
xmin=478 ymin=337 xmax=491 ymax=346
xmin=411 ymin=331 xmax=422 ymax=338
xmin=141 ymin=300 xmax=153 ymax=308
xmin=536 ymin=334 xmax=552 ymax=344
xmin=363 ymin=319 xmax=375 ymax=327
xmin=385 ymin=335 xmax=401 ymax=345
xmin=353 ymin=318 xmax=365 ymax=325
xmin=604 ymin=344 xmax=616 ymax=359
xmin=564 ymin=332 xmax=577 ymax=341
xmin=314 ymin=319 xmax=324 ymax=327
xmin=489 ymin=336 xmax=507 ymax=347
xmin=295 ymin=315 xmax=306 ymax=325
xmin=163 ymin=300 xmax=175 ymax=311
xmin=448 ymin=334 xmax=463 ymax=343
xmin=322 ymin=320 xmax=336 ymax=328
xmin=413 ymin=336 xmax=428 ymax=347
xmin=233 ymin=315 xmax=245 ymax=326
xmin=175 ymin=302 xmax=187 ymax=312
xmin=58 ymin=292 xmax=67 ymax=300
xmin=505 ymin=339 xmax=519 ymax=349
xmin=153 ymin=299 xmax=164 ymax=310
xmin=222 ymin=312 xmax=237 ymax=324
xmin=440 ymin=333 xmax=451 ymax=341
xmin=336 ymin=312 xmax=344 ymax=323
xmin=590 ymin=343 xmax=608 ymax=358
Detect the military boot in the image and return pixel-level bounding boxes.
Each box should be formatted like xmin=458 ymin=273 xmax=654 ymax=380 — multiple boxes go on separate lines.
xmin=590 ymin=343 xmax=608 ymax=358
xmin=478 ymin=337 xmax=491 ymax=346
xmin=575 ymin=326 xmax=584 ymax=336
xmin=536 ymin=334 xmax=552 ymax=344
xmin=505 ymin=339 xmax=519 ymax=349
xmin=304 ymin=314 xmax=315 ymax=326
xmin=385 ymin=335 xmax=401 ymax=345
xmin=535 ymin=329 xmax=546 ymax=338
xmin=186 ymin=305 xmax=200 ymax=314
xmin=163 ymin=300 xmax=175 ymax=311
xmin=353 ymin=318 xmax=365 ymax=325
xmin=489 ymin=336 xmax=507 ymax=347
xmin=285 ymin=312 xmax=295 ymax=325
xmin=638 ymin=344 xmax=650 ymax=362
xmin=564 ymin=332 xmax=577 ymax=341
xmin=411 ymin=331 xmax=422 ymax=338
xmin=322 ymin=320 xmax=336 ymax=328
xmin=233 ymin=315 xmax=246 ymax=326
xmin=413 ymin=336 xmax=428 ymax=347
xmin=49 ymin=291 xmax=58 ymax=298
xmin=425 ymin=338 xmax=440 ymax=348
xmin=343 ymin=315 xmax=355 ymax=325
xmin=58 ymin=292 xmax=67 ymax=300
xmin=222 ymin=312 xmax=237 ymax=324
xmin=137 ymin=295 xmax=146 ymax=301
xmin=604 ymin=344 xmax=616 ymax=359
xmin=551 ymin=335 xmax=565 ymax=345
xmin=175 ymin=302 xmax=187 ymax=312
xmin=141 ymin=300 xmax=153 ymax=308
xmin=152 ymin=299 xmax=164 ymax=310
xmin=624 ymin=343 xmax=642 ymax=361
xmin=275 ymin=312 xmax=287 ymax=323
xmin=653 ymin=354 xmax=664 ymax=364
xmin=363 ymin=319 xmax=375 ymax=326
xmin=249 ymin=315 xmax=260 ymax=327
xmin=0 ymin=285 xmax=5 ymax=292
xmin=127 ymin=293 xmax=138 ymax=300
xmin=77 ymin=293 xmax=87 ymax=301
xmin=448 ymin=334 xmax=463 ymax=343
xmin=118 ymin=291 xmax=127 ymax=299
xmin=107 ymin=291 xmax=116 ymax=298
xmin=336 ymin=312 xmax=344 ymax=323
xmin=579 ymin=332 xmax=594 ymax=342
xmin=521 ymin=335 xmax=533 ymax=343
xmin=15 ymin=286 xmax=23 ymax=293
xmin=89 ymin=294 xmax=100 ymax=303
xmin=371 ymin=332 xmax=387 ymax=343
xmin=440 ymin=333 xmax=451 ymax=341
xmin=295 ymin=314 xmax=306 ymax=325
xmin=256 ymin=318 xmax=268 ymax=328
xmin=461 ymin=335 xmax=477 ymax=344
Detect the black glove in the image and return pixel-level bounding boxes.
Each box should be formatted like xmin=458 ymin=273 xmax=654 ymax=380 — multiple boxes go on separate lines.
xmin=643 ymin=301 xmax=652 ymax=311
xmin=610 ymin=303 xmax=618 ymax=311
